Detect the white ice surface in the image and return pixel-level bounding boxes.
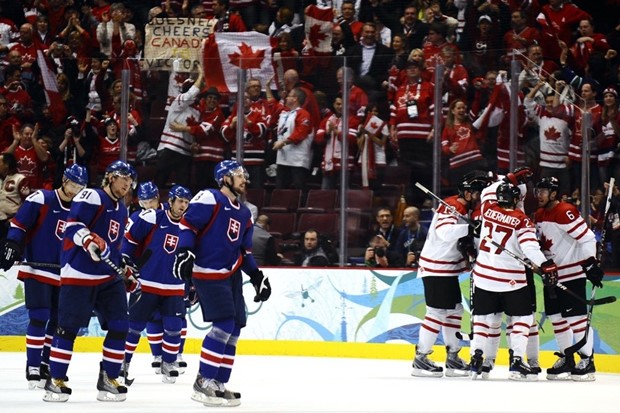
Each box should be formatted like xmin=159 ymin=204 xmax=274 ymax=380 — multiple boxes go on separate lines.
xmin=2 ymin=352 xmax=620 ymax=413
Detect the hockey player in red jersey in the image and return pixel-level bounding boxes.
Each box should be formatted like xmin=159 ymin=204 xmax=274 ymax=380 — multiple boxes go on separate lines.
xmin=470 ymin=181 xmax=558 ymax=381
xmin=173 ymin=159 xmax=271 ymax=407
xmin=413 ymin=173 xmax=489 ymax=378
xmin=534 ymin=177 xmax=603 ymax=381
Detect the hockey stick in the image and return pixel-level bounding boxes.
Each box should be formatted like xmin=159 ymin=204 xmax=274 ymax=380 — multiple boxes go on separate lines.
xmin=482 ymin=236 xmax=616 ymax=307
xmin=14 ymin=261 xmax=61 ymax=268
xmin=415 ymin=182 xmax=475 ymax=225
xmin=564 ymin=177 xmax=615 ymax=357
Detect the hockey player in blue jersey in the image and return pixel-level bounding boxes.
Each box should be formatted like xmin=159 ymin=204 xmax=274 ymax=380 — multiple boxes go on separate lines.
xmin=0 ymin=164 xmax=88 ymax=389
xmin=173 ymin=159 xmax=271 ymax=407
xmin=121 ymin=184 xmax=192 ymax=385
xmin=43 ymin=160 xmax=138 ymax=403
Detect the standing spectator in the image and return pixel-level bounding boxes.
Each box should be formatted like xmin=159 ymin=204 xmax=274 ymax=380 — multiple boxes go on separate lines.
xmin=413 ymin=175 xmax=488 ymax=377
xmin=155 ymin=66 xmax=203 ymax=189
xmin=212 ymin=0 xmax=247 ymax=32
xmin=44 ymin=160 xmax=138 ymax=402
xmin=378 ymin=4 xmax=428 ymax=51
xmin=272 ymin=87 xmax=313 ymax=190
xmin=338 ymin=0 xmax=363 ymax=42
xmin=390 ymin=59 xmax=434 ymax=203
xmin=173 ymin=159 xmax=271 ymax=407
xmin=336 ymin=66 xmax=369 ymax=121
xmin=252 ymin=214 xmax=282 ymax=266
xmin=461 ymin=15 xmax=501 ymax=79
xmin=518 ymin=44 xmax=559 ymax=97
xmin=0 ymin=164 xmax=88 ymax=389
xmin=502 ymin=10 xmax=541 ymax=68
xmin=422 ymin=22 xmax=459 ymax=77
xmin=96 ymin=3 xmax=135 ymax=57
xmin=598 ymin=87 xmax=620 ymax=184
xmin=534 ymin=176 xmax=603 ymax=381
xmin=524 ymin=78 xmax=573 ymax=197
xmin=315 ymin=95 xmax=358 ymax=189
xmin=395 ymin=206 xmax=428 ymax=269
xmin=538 ymin=0 xmax=591 ymax=62
xmin=357 ymin=103 xmax=389 ymax=189
xmin=172 ymin=86 xmax=225 ymax=191
xmin=441 ymin=99 xmax=487 ymax=188
xmin=7 ymin=123 xmax=50 ymax=191
xmin=121 ymin=184 xmax=192 ymax=384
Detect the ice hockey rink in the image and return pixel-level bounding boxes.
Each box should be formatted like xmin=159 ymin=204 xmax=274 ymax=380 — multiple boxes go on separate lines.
xmin=2 ymin=352 xmax=620 ymax=413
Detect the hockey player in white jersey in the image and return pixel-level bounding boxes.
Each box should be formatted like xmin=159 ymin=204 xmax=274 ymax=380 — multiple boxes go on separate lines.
xmin=173 ymin=160 xmax=271 ymax=407
xmin=534 ymin=177 xmax=603 ymax=381
xmin=470 ymin=181 xmax=558 ymax=381
xmin=413 ymin=173 xmax=489 ymax=378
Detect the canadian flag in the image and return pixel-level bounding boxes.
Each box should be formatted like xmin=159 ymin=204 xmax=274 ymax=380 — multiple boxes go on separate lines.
xmin=302 ymin=4 xmax=333 ymax=76
xmin=202 ymin=32 xmax=276 ymax=93
xmin=36 ymin=50 xmax=67 ymax=126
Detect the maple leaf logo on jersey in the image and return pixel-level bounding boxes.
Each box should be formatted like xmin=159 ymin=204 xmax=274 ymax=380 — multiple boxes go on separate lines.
xmin=186 ymin=115 xmax=199 ymax=126
xmin=228 ymin=43 xmax=264 ymax=69
xmin=545 ymin=126 xmax=561 ymax=141
xmin=539 ymin=234 xmax=553 ymax=253
xmin=19 ymin=156 xmax=37 ymax=176
xmin=457 ymin=125 xmax=471 ymax=140
xmin=308 ymin=24 xmax=327 ymax=48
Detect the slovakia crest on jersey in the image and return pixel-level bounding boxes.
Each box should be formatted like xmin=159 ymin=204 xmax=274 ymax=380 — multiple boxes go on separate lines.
xmin=108 ymin=220 xmax=121 ymax=242
xmin=227 ymin=218 xmax=241 ymax=242
xmin=55 ymin=220 xmax=67 ymax=241
xmin=164 ymin=234 xmax=179 ymax=254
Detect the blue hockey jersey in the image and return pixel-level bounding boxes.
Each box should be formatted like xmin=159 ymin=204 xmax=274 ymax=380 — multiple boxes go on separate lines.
xmin=122 ymin=208 xmax=184 ymax=296
xmin=178 ymin=190 xmax=254 ymax=280
xmin=61 ymin=188 xmax=128 ymax=285
xmin=8 ymin=189 xmax=71 ymax=286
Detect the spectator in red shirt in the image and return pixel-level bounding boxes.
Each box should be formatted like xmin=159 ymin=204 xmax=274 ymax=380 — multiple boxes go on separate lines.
xmin=6 ymin=123 xmax=50 ymax=191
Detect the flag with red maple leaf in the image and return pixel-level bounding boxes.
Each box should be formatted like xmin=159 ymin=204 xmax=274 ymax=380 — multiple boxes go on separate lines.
xmin=202 ymin=32 xmax=276 ymax=93
xmin=301 ymin=4 xmax=333 ymax=76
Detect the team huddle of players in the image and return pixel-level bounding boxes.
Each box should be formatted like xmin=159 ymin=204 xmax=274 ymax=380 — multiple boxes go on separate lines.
xmin=413 ymin=167 xmax=606 ymax=382
xmin=0 ymin=159 xmax=270 ymax=407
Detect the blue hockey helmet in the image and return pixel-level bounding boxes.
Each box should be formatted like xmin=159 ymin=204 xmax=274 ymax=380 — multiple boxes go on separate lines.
xmin=63 ymin=164 xmax=88 ymax=187
xmin=214 ymin=159 xmax=248 ymax=186
xmin=105 ymin=160 xmax=137 ymax=188
xmin=137 ymin=181 xmax=159 ymax=201
xmin=168 ymin=185 xmax=192 ymax=201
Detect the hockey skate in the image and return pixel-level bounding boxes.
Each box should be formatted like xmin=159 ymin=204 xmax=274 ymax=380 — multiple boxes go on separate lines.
xmin=546 ymin=352 xmax=574 ymax=380
xmin=571 ymin=354 xmax=596 ymax=382
xmin=480 ymin=358 xmax=495 ymax=380
xmin=411 ymin=348 xmax=443 ymax=378
xmin=119 ymin=360 xmax=134 ymax=386
xmin=528 ymin=358 xmax=542 ymax=374
xmin=445 ymin=347 xmax=469 ymax=377
xmin=38 ymin=364 xmax=50 ymax=389
xmin=42 ymin=378 xmax=72 ymax=402
xmin=26 ymin=365 xmax=40 ymax=389
xmin=152 ymin=355 xmax=162 ymax=373
xmin=160 ymin=361 xmax=179 ymax=384
xmin=176 ymin=354 xmax=187 ymax=374
xmin=96 ymin=362 xmax=128 ymax=402
xmin=469 ymin=349 xmax=484 ymax=380
xmin=509 ymin=356 xmax=538 ymax=381
xmin=192 ymin=374 xmax=241 ymax=407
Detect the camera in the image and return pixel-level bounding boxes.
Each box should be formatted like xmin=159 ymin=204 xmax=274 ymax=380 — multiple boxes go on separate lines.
xmin=374 ymin=246 xmax=386 ymax=258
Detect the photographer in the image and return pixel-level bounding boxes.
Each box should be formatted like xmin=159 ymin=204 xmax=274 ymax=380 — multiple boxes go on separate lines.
xmin=55 ymin=116 xmax=89 ymax=187
xmin=395 ymin=206 xmax=428 ymax=268
xmin=364 ymin=234 xmax=404 ymax=268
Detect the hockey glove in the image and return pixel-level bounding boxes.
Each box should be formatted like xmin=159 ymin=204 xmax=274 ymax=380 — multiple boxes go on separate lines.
xmin=582 ymin=257 xmax=604 ymax=288
xmin=505 ymin=166 xmax=533 ymax=186
xmin=0 ymin=239 xmax=21 ymax=271
xmin=82 ymin=233 xmax=109 ymax=262
xmin=540 ymin=259 xmax=558 ymax=287
xmin=456 ymin=236 xmax=477 ymax=261
xmin=249 ymin=269 xmax=271 ymax=302
xmin=173 ymin=248 xmax=195 ymax=281
xmin=186 ymin=284 xmax=199 ymax=306
xmin=121 ymin=254 xmax=141 ymax=294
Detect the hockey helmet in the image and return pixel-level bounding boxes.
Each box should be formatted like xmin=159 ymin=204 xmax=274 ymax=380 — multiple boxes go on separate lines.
xmin=137 ymin=181 xmax=159 ymax=201
xmin=536 ymin=176 xmax=559 ymax=193
xmin=214 ymin=159 xmax=248 ymax=186
xmin=63 ymin=164 xmax=89 ymax=187
xmin=168 ymin=185 xmax=192 ymax=201
xmin=496 ymin=182 xmax=521 ymax=207
xmin=105 ymin=160 xmax=137 ymax=188
xmin=459 ymin=170 xmax=491 ymax=196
